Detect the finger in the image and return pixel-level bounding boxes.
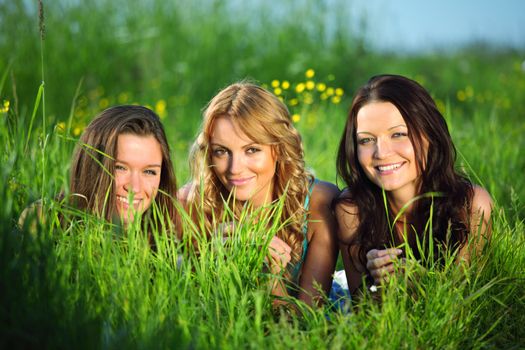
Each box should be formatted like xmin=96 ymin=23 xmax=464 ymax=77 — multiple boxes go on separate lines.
xmin=370 ymin=263 xmax=395 ymax=283
xmin=366 ymin=248 xmax=403 ymax=261
xmin=269 ymin=237 xmax=292 ymax=254
xmin=366 ymin=254 xmax=397 ymax=270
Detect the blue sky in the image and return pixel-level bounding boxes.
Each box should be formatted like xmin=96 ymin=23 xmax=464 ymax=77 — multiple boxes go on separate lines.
xmin=351 ymin=0 xmax=525 ymax=52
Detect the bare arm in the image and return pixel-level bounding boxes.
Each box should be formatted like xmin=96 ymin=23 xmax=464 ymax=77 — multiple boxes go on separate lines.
xmin=335 ymin=196 xmax=366 ymax=297
xmin=458 ymin=185 xmax=493 ymax=262
xmin=298 ymin=181 xmax=340 ymax=306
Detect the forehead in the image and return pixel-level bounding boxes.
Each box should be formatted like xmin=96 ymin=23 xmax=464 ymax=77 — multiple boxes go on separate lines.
xmin=210 ymin=116 xmax=254 ymax=145
xmin=116 ymin=133 xmax=162 ymax=160
xmin=356 ymin=101 xmax=406 ymax=131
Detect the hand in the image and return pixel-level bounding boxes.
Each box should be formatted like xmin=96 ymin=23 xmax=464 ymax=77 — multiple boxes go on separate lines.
xmin=215 ymin=221 xmax=236 ymax=242
xmin=366 ymin=248 xmax=403 ymax=285
xmin=266 ymin=236 xmax=292 ymax=275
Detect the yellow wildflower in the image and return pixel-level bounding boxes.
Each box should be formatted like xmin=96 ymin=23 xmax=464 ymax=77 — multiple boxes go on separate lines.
xmin=290 ymin=98 xmax=299 ymax=106
xmin=326 ymin=87 xmax=334 ymax=96
xmin=271 ymin=80 xmax=280 ymax=88
xmin=99 ymin=98 xmax=109 ymax=109
xmin=331 ymin=96 xmax=341 ymax=104
xmin=0 ymin=100 xmax=9 ymax=113
xmin=335 ymin=88 xmax=344 ymax=96
xmin=457 ymin=90 xmax=466 ymax=102
xmin=282 ymin=81 xmax=290 ymax=89
xmin=306 ymin=81 xmax=315 ymax=90
xmin=316 ymin=83 xmax=326 ymax=92
xmin=278 ymin=96 xmax=284 ymax=102
xmin=320 ymin=93 xmax=328 ymax=100
xmin=292 ymin=114 xmax=301 ymax=123
xmin=274 ymin=87 xmax=282 ymax=96
xmin=296 ymin=83 xmax=305 ymax=93
xmin=305 ymin=69 xmax=315 ymax=79
xmin=56 ymin=122 xmax=66 ymax=133
xmin=73 ymin=127 xmax=82 ymax=136
xmin=155 ymin=99 xmax=167 ymax=119
xmin=118 ymin=92 xmax=129 ymax=104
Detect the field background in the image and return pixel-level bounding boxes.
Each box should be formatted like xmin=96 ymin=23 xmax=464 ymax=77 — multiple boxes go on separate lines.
xmin=1 ymin=0 xmax=524 ymax=349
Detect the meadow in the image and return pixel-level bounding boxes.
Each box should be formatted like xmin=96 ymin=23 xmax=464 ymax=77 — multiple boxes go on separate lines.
xmin=1 ymin=0 xmax=524 ymax=348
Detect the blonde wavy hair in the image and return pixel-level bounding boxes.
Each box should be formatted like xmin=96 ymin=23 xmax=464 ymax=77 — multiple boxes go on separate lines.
xmin=187 ymin=82 xmax=312 ymax=266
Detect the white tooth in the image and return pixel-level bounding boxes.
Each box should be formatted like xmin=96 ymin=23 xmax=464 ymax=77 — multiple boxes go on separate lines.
xmin=378 ymin=163 xmax=401 ymax=171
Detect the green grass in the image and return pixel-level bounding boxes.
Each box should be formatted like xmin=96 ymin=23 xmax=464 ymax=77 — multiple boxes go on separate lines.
xmin=1 ymin=0 xmax=525 ymax=348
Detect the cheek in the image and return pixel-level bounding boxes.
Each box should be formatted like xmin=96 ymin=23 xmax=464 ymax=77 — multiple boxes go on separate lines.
xmin=145 ymin=175 xmax=162 ymax=196
xmin=356 ymin=146 xmax=371 ymax=166
xmin=252 ymin=156 xmax=276 ymax=176
xmin=210 ymin=157 xmax=227 ymax=175
xmin=114 ymin=172 xmax=125 ymax=188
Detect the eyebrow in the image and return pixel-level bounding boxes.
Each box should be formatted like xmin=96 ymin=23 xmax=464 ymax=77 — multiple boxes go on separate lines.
xmin=356 ymin=124 xmax=407 ymax=135
xmin=210 ymin=142 xmax=259 ymax=148
xmin=115 ymin=160 xmax=161 ymax=168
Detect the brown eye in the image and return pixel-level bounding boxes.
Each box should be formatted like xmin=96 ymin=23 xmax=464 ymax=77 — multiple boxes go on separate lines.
xmin=212 ymin=148 xmax=228 ymax=157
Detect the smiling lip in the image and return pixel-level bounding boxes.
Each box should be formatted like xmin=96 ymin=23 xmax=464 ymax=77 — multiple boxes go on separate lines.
xmin=228 ymin=177 xmax=255 ymax=186
xmin=117 ymin=195 xmax=143 ymax=207
xmin=374 ymin=162 xmax=405 ymax=175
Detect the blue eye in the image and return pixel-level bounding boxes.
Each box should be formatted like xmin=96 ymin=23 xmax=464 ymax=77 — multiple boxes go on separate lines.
xmin=144 ymin=169 xmax=158 ymax=176
xmin=115 ymin=164 xmax=127 ymax=171
xmin=246 ymin=147 xmax=260 ymax=154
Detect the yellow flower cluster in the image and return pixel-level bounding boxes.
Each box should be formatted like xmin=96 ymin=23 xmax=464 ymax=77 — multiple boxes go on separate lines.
xmin=456 ymin=85 xmax=511 ymax=109
xmin=60 ymin=84 xmax=181 ymax=137
xmin=266 ymin=69 xmax=345 ymax=123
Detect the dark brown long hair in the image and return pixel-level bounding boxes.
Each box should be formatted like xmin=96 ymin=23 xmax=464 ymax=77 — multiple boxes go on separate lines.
xmin=336 ymin=74 xmax=473 ymax=266
xmin=69 ymin=105 xmax=178 ymax=231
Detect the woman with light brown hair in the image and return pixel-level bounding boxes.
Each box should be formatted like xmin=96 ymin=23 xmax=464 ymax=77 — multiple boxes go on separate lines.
xmin=20 ymin=105 xmax=179 ymax=235
xmin=68 ymin=105 xmax=179 ymax=231
xmin=179 ymin=82 xmax=339 ymax=307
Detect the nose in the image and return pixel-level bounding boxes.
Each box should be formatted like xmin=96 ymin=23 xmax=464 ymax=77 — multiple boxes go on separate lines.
xmin=374 ymin=137 xmax=393 ymax=159
xmin=123 ymin=171 xmax=142 ymax=194
xmin=228 ymin=152 xmax=244 ymax=175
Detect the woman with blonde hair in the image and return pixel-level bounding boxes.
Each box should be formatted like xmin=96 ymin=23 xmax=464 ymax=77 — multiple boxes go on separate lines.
xmin=179 ymin=82 xmax=339 ymax=307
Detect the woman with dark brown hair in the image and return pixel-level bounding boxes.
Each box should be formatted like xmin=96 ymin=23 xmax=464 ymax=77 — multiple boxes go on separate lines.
xmin=335 ymin=75 xmax=492 ymax=297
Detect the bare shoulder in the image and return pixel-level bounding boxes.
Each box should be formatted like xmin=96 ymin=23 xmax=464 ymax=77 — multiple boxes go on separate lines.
xmin=471 ymin=185 xmax=493 ymax=217
xmin=334 ymin=189 xmax=358 ymax=216
xmin=309 ymin=180 xmax=340 ymax=209
xmin=334 ymin=189 xmax=359 ymax=242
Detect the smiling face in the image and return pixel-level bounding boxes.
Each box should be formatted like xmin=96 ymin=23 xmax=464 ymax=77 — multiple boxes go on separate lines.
xmin=114 ymin=133 xmax=162 ymax=224
xmin=209 ymin=116 xmax=277 ymax=207
xmin=356 ymin=101 xmax=423 ymax=203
